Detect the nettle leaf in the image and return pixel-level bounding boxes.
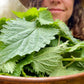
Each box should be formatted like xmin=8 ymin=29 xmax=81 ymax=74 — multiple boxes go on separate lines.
xmin=12 ymin=7 xmax=38 ymax=21
xmin=13 ymin=54 xmax=33 ymax=76
xmin=37 ymin=10 xmax=54 ymax=25
xmin=50 ymin=63 xmax=84 ymax=77
xmin=0 ymin=18 xmax=59 ymax=64
xmin=68 ymin=41 xmax=84 ymax=52
xmin=54 ymin=20 xmax=79 ymax=44
xmin=0 ymin=60 xmax=16 ymax=73
xmin=0 ymin=17 xmax=10 ymax=30
xmin=49 ymin=38 xmax=63 ymax=47
xmin=50 ymin=67 xmax=84 ymax=77
xmin=32 ymin=41 xmax=69 ymax=74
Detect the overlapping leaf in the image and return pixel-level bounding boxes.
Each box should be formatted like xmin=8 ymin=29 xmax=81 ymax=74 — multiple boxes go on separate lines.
xmin=50 ymin=63 xmax=84 ymax=77
xmin=0 ymin=60 xmax=16 ymax=73
xmin=37 ymin=10 xmax=54 ymax=25
xmin=12 ymin=7 xmax=38 ymax=21
xmin=32 ymin=41 xmax=69 ymax=74
xmin=50 ymin=67 xmax=84 ymax=77
xmin=0 ymin=18 xmax=59 ymax=64
xmin=54 ymin=20 xmax=79 ymax=44
xmin=13 ymin=54 xmax=33 ymax=76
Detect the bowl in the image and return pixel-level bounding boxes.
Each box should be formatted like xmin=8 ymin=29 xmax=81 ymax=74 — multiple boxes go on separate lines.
xmin=0 ymin=72 xmax=84 ymax=84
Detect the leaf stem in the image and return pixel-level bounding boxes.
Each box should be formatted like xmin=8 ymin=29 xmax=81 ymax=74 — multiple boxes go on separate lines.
xmin=58 ymin=36 xmax=61 ymax=46
xmin=22 ymin=69 xmax=27 ymax=77
xmin=64 ymin=61 xmax=74 ymax=68
xmin=62 ymin=58 xmax=84 ymax=61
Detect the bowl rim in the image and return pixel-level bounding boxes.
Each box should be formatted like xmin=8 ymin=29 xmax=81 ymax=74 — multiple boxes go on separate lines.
xmin=0 ymin=72 xmax=84 ymax=83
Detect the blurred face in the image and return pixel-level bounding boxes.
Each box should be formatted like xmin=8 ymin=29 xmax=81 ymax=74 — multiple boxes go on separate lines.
xmin=41 ymin=0 xmax=74 ymax=24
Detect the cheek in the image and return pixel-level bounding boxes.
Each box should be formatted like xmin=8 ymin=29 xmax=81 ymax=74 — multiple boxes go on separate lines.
xmin=63 ymin=10 xmax=73 ymax=23
xmin=41 ymin=0 xmax=49 ymax=7
xmin=53 ymin=3 xmax=74 ymax=23
xmin=51 ymin=8 xmax=73 ymax=23
xmin=64 ymin=3 xmax=74 ymax=22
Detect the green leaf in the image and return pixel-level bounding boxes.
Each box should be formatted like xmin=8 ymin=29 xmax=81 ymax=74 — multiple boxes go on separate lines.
xmin=0 ymin=17 xmax=10 ymax=30
xmin=32 ymin=53 xmax=62 ymax=75
xmin=12 ymin=7 xmax=38 ymax=21
xmin=0 ymin=60 xmax=16 ymax=73
xmin=0 ymin=18 xmax=59 ymax=64
xmin=49 ymin=37 xmax=63 ymax=47
xmin=50 ymin=66 xmax=84 ymax=77
xmin=12 ymin=7 xmax=48 ymax=22
xmin=13 ymin=54 xmax=33 ymax=76
xmin=68 ymin=41 xmax=84 ymax=52
xmin=54 ymin=20 xmax=79 ymax=44
xmin=37 ymin=10 xmax=54 ymax=25
xmin=80 ymin=48 xmax=84 ymax=57
xmin=32 ymin=41 xmax=69 ymax=74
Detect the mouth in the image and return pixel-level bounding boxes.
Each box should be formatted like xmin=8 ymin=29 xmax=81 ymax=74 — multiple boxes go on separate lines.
xmin=48 ymin=8 xmax=64 ymax=13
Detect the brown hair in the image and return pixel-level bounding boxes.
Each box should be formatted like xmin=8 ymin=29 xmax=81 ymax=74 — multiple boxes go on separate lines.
xmin=68 ymin=0 xmax=84 ymax=40
xmin=20 ymin=0 xmax=84 ymax=40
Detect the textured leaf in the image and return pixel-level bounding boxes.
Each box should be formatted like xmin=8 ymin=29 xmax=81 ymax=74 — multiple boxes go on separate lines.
xmin=0 ymin=60 xmax=16 ymax=73
xmin=37 ymin=10 xmax=54 ymax=25
xmin=32 ymin=41 xmax=69 ymax=74
xmin=12 ymin=7 xmax=48 ymax=22
xmin=68 ymin=41 xmax=84 ymax=52
xmin=49 ymin=38 xmax=63 ymax=47
xmin=50 ymin=67 xmax=84 ymax=77
xmin=54 ymin=20 xmax=79 ymax=44
xmin=50 ymin=63 xmax=84 ymax=77
xmin=0 ymin=17 xmax=10 ymax=30
xmin=0 ymin=18 xmax=59 ymax=64
xmin=12 ymin=7 xmax=38 ymax=21
xmin=13 ymin=54 xmax=33 ymax=76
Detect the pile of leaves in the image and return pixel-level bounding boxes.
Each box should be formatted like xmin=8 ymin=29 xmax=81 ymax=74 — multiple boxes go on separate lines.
xmin=0 ymin=7 xmax=84 ymax=77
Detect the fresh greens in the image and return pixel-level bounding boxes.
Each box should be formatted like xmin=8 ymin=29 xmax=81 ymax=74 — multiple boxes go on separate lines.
xmin=0 ymin=7 xmax=84 ymax=77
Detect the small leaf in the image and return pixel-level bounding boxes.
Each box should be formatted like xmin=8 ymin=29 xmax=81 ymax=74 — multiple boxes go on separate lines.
xmin=0 ymin=60 xmax=16 ymax=73
xmin=68 ymin=41 xmax=84 ymax=52
xmin=0 ymin=17 xmax=10 ymax=30
xmin=12 ymin=7 xmax=38 ymax=21
xmin=37 ymin=10 xmax=54 ymax=25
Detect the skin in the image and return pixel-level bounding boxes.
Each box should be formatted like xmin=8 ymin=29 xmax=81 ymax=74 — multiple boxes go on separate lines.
xmin=41 ymin=0 xmax=74 ymax=24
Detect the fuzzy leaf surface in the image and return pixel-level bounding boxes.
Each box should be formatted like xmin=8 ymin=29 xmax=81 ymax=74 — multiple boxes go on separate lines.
xmin=50 ymin=67 xmax=84 ymax=77
xmin=54 ymin=20 xmax=79 ymax=44
xmin=0 ymin=60 xmax=16 ymax=73
xmin=12 ymin=7 xmax=38 ymax=21
xmin=37 ymin=10 xmax=54 ymax=25
xmin=0 ymin=18 xmax=59 ymax=64
xmin=50 ymin=63 xmax=84 ymax=77
xmin=32 ymin=41 xmax=69 ymax=74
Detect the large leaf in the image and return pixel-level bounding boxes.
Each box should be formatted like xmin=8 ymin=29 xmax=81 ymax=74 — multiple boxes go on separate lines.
xmin=32 ymin=41 xmax=69 ymax=74
xmin=0 ymin=18 xmax=59 ymax=64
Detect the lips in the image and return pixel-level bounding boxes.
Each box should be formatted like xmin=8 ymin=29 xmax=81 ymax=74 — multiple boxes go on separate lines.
xmin=49 ymin=8 xmax=64 ymax=13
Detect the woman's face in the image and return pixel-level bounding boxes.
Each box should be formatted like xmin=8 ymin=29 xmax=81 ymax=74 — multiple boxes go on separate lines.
xmin=41 ymin=0 xmax=74 ymax=24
